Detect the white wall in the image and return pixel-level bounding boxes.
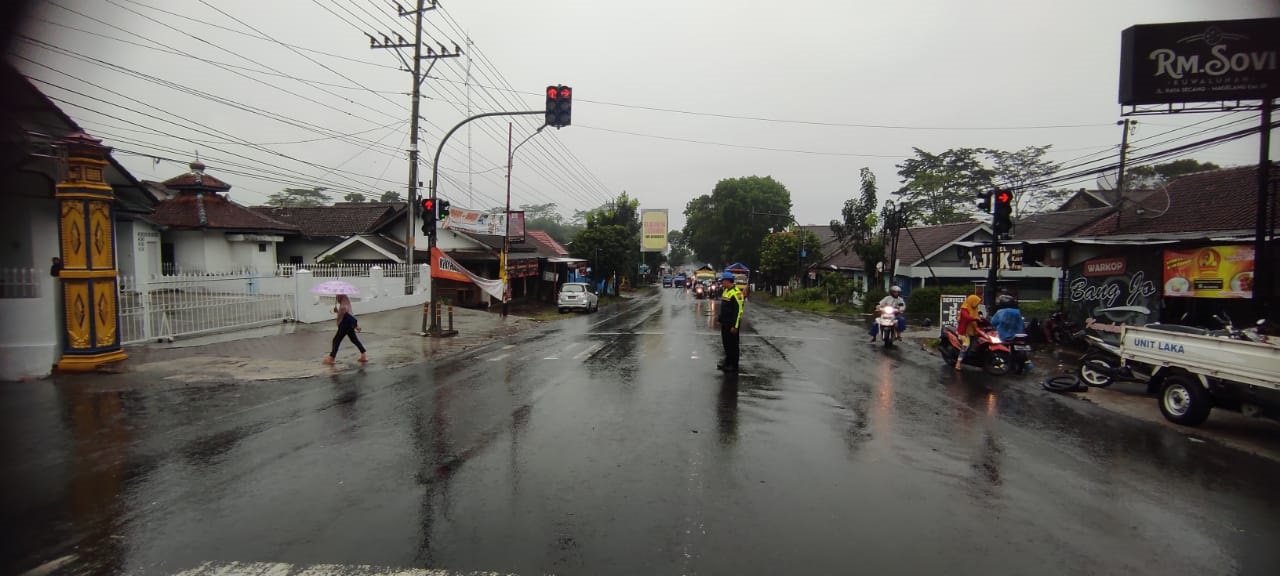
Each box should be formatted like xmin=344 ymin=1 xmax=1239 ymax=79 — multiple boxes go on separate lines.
xmin=170 ymin=230 xmax=206 ymax=272
xmin=115 ymin=220 xmax=136 ymax=280
xmin=340 ymin=243 xmax=392 ymax=260
xmin=202 ymin=231 xmax=233 ymax=272
xmin=277 ymin=238 xmax=336 ymax=264
xmin=0 ymin=187 xmax=61 ymax=381
xmin=293 ymin=265 xmax=431 ymax=323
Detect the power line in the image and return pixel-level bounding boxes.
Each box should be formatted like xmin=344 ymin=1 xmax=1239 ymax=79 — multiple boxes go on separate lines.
xmin=576 ymin=124 xmax=905 ymax=158
xmin=114 ymin=0 xmax=401 ymax=70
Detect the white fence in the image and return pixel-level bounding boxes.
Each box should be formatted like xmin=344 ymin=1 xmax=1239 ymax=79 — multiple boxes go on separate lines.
xmin=118 ymin=265 xmax=430 ymax=345
xmin=118 ymin=273 xmax=295 ymax=345
xmin=1 ymin=267 xmax=40 ymax=299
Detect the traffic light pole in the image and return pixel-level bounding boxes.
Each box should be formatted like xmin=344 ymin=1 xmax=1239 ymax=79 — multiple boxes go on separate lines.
xmin=426 ymin=109 xmax=544 ymax=336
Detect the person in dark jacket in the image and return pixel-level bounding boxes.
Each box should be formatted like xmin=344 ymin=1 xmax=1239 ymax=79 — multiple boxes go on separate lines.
xmin=714 ymin=271 xmax=745 ymax=372
xmin=324 ymin=294 xmax=367 ymax=365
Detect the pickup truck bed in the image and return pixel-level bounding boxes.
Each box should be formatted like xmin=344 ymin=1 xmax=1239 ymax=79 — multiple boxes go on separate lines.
xmin=1120 ymin=325 xmax=1280 ymax=426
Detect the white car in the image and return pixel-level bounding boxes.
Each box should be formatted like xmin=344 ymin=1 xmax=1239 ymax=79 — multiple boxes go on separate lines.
xmin=558 ymin=282 xmax=598 ymax=313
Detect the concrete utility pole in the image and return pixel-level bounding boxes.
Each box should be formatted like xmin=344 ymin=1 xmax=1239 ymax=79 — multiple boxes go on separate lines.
xmin=370 ymin=0 xmax=461 ymax=294
xmin=1112 ymin=118 xmax=1135 ymax=230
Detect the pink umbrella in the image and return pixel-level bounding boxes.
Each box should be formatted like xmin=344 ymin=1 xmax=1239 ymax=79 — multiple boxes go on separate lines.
xmin=310 ymin=280 xmax=360 ymax=296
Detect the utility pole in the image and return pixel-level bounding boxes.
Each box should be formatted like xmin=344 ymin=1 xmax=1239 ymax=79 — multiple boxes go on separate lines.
xmin=370 ymin=0 xmax=461 ymax=294
xmin=1113 ymin=118 xmax=1135 ymax=229
xmin=1254 ymin=98 xmax=1274 ymax=319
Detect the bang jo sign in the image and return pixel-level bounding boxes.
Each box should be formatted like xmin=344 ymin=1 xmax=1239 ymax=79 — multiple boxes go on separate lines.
xmin=1162 ymin=245 xmax=1255 ymax=299
xmin=1119 ymin=18 xmax=1280 ymax=105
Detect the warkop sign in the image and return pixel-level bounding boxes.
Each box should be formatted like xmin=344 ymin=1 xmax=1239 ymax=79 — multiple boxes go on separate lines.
xmin=1119 ymin=18 xmax=1279 ymax=105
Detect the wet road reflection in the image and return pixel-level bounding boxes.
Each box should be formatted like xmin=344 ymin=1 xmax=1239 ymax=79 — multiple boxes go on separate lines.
xmin=3 ymin=288 xmax=1280 ymax=576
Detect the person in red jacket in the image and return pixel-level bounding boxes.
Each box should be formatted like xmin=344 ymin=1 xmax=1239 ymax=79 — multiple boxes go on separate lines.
xmin=955 ymin=294 xmax=983 ymax=370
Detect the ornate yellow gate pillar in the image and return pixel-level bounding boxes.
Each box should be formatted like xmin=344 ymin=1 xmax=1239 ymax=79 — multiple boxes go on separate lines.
xmin=56 ymin=132 xmax=127 ymax=371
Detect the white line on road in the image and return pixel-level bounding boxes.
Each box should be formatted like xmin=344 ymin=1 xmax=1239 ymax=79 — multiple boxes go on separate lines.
xmin=171 ymin=561 xmax=524 ymax=576
xmin=573 ymin=343 xmax=604 ymax=360
xmin=502 ymin=344 xmax=516 ymax=350
xmin=487 ymin=353 xmax=510 ymax=362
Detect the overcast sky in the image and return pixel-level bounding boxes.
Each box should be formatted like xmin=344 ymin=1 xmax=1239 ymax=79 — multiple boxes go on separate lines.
xmin=15 ymin=0 xmax=1280 ymax=233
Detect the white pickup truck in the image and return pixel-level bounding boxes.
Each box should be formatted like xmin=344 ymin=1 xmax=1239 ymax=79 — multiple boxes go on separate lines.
xmin=1119 ymin=325 xmax=1280 ymax=426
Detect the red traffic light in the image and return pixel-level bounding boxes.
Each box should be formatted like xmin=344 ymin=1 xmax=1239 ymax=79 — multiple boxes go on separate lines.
xmin=547 ymin=86 xmax=559 ymax=99
xmin=558 ymin=87 xmax=571 ymax=98
xmin=995 ymin=191 xmax=1012 ymax=204
xmin=422 ymin=198 xmax=435 ymax=212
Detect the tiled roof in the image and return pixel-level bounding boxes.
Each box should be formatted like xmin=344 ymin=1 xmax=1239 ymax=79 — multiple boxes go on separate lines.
xmin=895 ymin=221 xmax=985 ymax=265
xmin=1012 ymin=207 xmax=1113 ymax=240
xmin=799 ymin=225 xmax=864 ymax=270
xmin=526 ymin=230 xmax=569 ymax=255
xmin=253 ymin=203 xmax=398 ymax=238
xmin=162 ymin=161 xmax=231 ymax=191
xmin=1074 ymin=165 xmax=1264 ymax=237
xmin=151 ymin=192 xmax=300 ymax=233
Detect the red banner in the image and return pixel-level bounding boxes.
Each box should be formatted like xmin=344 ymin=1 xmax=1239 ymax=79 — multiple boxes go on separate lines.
xmin=1084 ymin=257 xmax=1126 ymax=277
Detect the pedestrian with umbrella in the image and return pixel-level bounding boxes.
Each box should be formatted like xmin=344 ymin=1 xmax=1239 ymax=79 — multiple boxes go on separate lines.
xmin=312 ymin=281 xmax=367 ymax=365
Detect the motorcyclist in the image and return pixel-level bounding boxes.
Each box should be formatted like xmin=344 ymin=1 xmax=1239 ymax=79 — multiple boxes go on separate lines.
xmin=989 ymin=294 xmax=1025 ymax=341
xmin=869 ymin=285 xmax=907 ymax=342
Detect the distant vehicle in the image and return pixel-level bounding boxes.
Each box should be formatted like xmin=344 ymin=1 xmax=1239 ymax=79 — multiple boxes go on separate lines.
xmin=693 ymin=281 xmax=708 ymax=299
xmin=558 ymin=282 xmax=598 ymax=313
xmin=662 ymin=275 xmax=673 ymax=287
xmin=674 ymin=274 xmax=687 ymax=288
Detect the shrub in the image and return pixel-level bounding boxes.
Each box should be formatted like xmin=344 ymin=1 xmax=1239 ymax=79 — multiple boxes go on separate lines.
xmin=1020 ymin=299 xmax=1060 ymax=321
xmin=862 ymin=288 xmax=887 ymax=313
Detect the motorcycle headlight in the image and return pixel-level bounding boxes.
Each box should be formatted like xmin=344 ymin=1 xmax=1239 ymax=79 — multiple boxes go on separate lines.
xmin=989 ymin=335 xmax=1002 ymax=344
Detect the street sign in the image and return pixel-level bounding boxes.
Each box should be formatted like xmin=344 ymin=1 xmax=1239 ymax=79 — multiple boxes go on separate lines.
xmin=940 ymin=294 xmax=968 ymax=329
xmin=969 ymin=245 xmax=1023 ymax=271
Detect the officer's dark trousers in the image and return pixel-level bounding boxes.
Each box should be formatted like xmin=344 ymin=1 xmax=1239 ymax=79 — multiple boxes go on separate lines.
xmin=721 ymin=325 xmax=740 ymax=368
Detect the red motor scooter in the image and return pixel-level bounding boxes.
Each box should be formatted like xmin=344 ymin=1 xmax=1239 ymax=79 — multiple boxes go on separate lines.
xmin=939 ymin=324 xmax=1012 ymax=375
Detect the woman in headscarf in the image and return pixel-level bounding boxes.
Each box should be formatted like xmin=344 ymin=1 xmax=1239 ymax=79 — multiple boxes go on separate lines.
xmin=324 ymin=293 xmax=367 ymax=365
xmin=955 ymin=294 xmax=982 ymax=370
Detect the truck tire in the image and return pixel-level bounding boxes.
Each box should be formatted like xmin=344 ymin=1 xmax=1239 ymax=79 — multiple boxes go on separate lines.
xmin=1078 ymin=353 xmax=1114 ymax=387
xmin=1159 ymin=373 xmax=1212 ymax=427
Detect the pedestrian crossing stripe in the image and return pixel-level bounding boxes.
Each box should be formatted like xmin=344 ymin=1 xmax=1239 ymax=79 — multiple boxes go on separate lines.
xmin=172 ymin=561 xmax=526 ymax=576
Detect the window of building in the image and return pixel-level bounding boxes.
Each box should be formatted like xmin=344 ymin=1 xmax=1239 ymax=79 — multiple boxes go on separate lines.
xmin=258 ymin=243 xmax=267 ymax=253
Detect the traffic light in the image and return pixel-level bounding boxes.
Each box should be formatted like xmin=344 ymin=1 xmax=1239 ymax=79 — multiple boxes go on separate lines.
xmin=993 ymin=189 xmax=1013 ymax=236
xmin=439 ymin=200 xmax=451 ymax=219
xmin=420 ymin=197 xmax=436 ymax=236
xmin=545 ymin=85 xmax=572 ymax=128
xmin=976 ymin=191 xmax=992 ymax=213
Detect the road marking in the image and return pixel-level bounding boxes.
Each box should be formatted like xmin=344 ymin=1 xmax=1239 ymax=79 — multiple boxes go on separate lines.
xmin=502 ymin=344 xmax=516 ymax=350
xmin=487 ymin=353 xmax=510 ymax=362
xmin=172 ymin=561 xmax=524 ymax=576
xmin=573 ymin=343 xmax=604 ymax=360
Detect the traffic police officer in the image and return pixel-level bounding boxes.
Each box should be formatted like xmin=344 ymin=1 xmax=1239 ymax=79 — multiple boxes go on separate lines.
xmin=715 ymin=271 xmax=744 ymax=372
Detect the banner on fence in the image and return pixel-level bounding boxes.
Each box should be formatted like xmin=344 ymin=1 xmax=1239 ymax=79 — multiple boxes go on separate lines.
xmin=430 ymin=247 xmax=505 ymax=300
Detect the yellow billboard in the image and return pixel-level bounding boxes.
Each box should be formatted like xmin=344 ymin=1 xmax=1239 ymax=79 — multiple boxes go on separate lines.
xmin=641 ymin=209 xmax=668 ymax=253
xmin=1163 ymin=245 xmax=1254 ymax=299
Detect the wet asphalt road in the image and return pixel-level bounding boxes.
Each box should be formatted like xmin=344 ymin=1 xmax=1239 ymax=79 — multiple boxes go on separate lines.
xmin=5 ymin=288 xmax=1280 ymax=576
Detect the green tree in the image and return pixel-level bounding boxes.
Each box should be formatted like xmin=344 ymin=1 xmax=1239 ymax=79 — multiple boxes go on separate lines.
xmin=988 ymin=145 xmax=1061 ymax=216
xmin=570 ymin=192 xmax=642 ymax=287
xmin=667 ymin=229 xmax=690 ymax=267
xmin=520 ymin=202 xmax=583 ymax=244
xmin=343 ymin=192 xmax=366 ymax=203
xmin=266 ymin=187 xmax=330 ymax=207
xmin=831 ymin=168 xmax=887 ymax=290
xmin=759 ymin=230 xmax=823 ymax=286
xmin=379 ymin=190 xmax=403 ymax=203
xmin=683 ymin=175 xmax=793 ymax=271
xmin=894 ymin=148 xmax=994 ymax=225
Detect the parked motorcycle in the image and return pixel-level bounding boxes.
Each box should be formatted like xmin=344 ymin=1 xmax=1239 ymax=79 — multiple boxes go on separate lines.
xmin=939 ymin=325 xmax=1011 ymax=375
xmin=877 ymin=305 xmax=900 ymax=347
xmin=1043 ymin=311 xmax=1083 ymax=346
